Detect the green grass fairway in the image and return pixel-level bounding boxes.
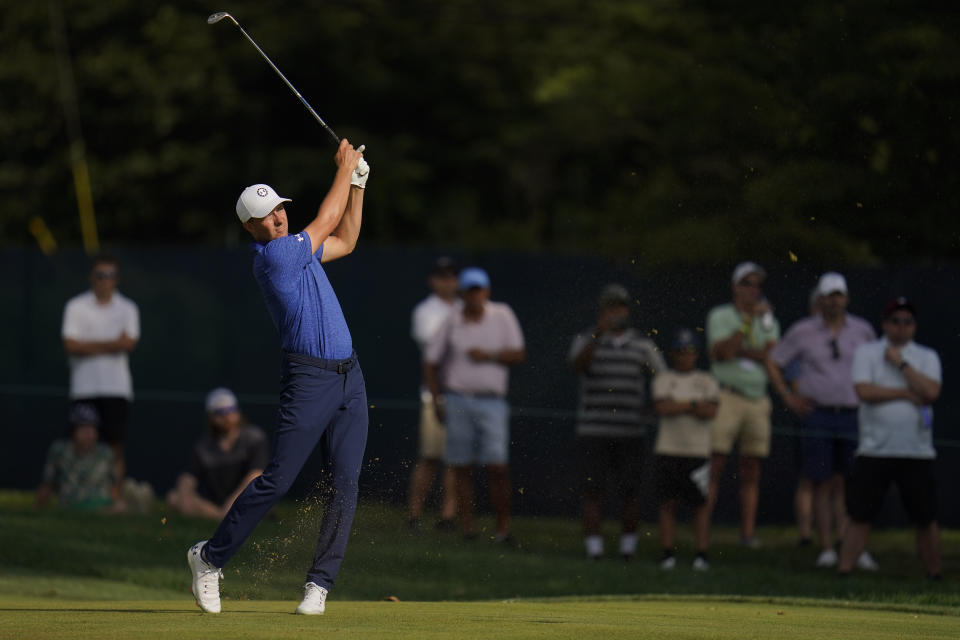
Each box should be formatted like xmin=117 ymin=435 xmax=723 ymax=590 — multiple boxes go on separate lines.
xmin=1 ymin=597 xmax=957 ymax=640
xmin=2 ymin=490 xmax=958 ymax=638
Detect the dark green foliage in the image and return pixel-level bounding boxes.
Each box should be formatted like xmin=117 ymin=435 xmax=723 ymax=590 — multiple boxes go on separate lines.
xmin=2 ymin=1 xmax=958 ymax=263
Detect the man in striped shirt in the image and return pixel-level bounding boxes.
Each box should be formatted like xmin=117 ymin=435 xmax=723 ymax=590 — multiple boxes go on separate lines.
xmin=569 ymin=284 xmax=665 ymax=560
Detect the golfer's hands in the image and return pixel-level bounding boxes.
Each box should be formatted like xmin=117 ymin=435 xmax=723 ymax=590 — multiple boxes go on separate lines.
xmin=351 ymin=158 xmax=370 ymax=189
xmin=334 ymin=138 xmax=363 ymax=173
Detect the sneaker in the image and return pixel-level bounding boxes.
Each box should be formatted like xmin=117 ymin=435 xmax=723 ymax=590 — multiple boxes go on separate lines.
xmin=659 ymin=556 xmax=677 ymax=570
xmin=856 ymin=550 xmax=880 ymax=571
xmin=295 ymin=582 xmax=328 ymax=615
xmin=187 ymin=541 xmax=222 ymax=613
xmin=692 ymin=556 xmax=710 ymax=571
xmin=815 ymin=548 xmax=839 ymax=568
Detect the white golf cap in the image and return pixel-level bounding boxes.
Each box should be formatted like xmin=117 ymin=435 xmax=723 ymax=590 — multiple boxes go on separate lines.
xmin=236 ymin=184 xmax=291 ymax=223
xmin=205 ymin=387 xmax=238 ymax=413
xmin=731 ymin=261 xmax=766 ymax=284
xmin=816 ymin=271 xmax=848 ymax=296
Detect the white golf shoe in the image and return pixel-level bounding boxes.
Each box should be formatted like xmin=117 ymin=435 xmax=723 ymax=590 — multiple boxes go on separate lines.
xmin=815 ymin=548 xmax=839 ymax=568
xmin=295 ymin=582 xmax=328 ymax=615
xmin=187 ymin=541 xmax=223 ymax=613
xmin=856 ymin=550 xmax=880 ymax=571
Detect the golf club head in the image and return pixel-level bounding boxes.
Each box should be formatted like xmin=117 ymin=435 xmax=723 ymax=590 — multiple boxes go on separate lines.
xmin=207 ymin=12 xmax=237 ymax=26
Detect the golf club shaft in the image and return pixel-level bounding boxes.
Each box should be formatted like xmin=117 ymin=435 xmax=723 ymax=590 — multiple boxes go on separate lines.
xmin=211 ymin=13 xmax=340 ymax=145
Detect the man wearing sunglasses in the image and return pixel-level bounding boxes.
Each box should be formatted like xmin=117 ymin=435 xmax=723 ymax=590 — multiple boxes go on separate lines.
xmin=705 ymin=261 xmax=780 ymax=549
xmin=61 ymin=254 xmax=140 ymax=492
xmin=838 ymin=298 xmax=942 ymax=579
xmin=766 ymin=272 xmax=876 ymax=569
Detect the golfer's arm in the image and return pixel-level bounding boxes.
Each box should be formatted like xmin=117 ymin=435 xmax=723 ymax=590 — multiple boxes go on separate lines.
xmin=304 ymin=165 xmax=354 ymax=255
xmin=320 ymin=186 xmax=364 ymax=263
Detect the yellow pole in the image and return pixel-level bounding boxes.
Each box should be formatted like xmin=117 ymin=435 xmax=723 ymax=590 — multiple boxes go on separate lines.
xmin=50 ymin=0 xmax=100 ymax=255
xmin=71 ymin=143 xmax=99 ymax=254
xmin=28 ymin=217 xmax=59 ymax=255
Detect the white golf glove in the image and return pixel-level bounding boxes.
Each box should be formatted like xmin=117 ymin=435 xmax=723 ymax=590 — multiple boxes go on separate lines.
xmin=351 ymin=158 xmax=370 ymax=189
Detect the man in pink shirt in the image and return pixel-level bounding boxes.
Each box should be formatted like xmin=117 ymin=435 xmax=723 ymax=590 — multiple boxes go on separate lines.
xmin=423 ymin=267 xmax=526 ymax=543
xmin=767 ymin=272 xmax=877 ymax=569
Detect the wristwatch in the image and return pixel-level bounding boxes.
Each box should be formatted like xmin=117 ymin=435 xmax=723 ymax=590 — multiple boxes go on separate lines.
xmin=898 ymin=360 xmax=909 ymax=371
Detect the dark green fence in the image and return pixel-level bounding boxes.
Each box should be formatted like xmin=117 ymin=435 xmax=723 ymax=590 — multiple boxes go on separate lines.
xmin=3 ymin=247 xmax=958 ymax=526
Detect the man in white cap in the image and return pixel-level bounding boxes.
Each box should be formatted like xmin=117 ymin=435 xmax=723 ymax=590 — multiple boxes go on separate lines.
xmin=166 ymin=388 xmax=269 ymax=520
xmin=766 ymin=272 xmax=877 ymax=569
xmin=705 ymin=261 xmax=780 ymax=548
xmin=187 ymin=140 xmax=370 ymax=615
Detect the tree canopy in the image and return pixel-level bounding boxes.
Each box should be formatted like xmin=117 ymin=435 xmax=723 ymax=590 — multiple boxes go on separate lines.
xmin=2 ymin=0 xmax=958 ymax=265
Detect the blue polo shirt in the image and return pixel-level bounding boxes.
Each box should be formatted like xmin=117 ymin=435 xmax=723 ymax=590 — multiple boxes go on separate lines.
xmin=251 ymin=232 xmax=353 ymax=360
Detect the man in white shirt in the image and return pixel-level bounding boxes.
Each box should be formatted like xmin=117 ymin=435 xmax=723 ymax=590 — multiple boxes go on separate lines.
xmin=407 ymin=257 xmax=460 ymax=531
xmin=839 ymin=298 xmax=942 ymax=579
xmin=61 ymin=255 xmax=140 ymax=485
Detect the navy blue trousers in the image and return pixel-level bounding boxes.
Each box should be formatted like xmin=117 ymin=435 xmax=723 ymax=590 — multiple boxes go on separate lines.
xmin=204 ymin=351 xmax=368 ymax=590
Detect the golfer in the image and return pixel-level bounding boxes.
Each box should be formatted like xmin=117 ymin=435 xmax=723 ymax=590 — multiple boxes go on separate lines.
xmin=188 ymin=139 xmax=370 ymax=615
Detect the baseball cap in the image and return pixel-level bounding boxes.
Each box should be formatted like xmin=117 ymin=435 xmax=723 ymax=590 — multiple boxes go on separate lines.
xmin=205 ymin=387 xmax=238 ymax=414
xmin=732 ymin=261 xmax=766 ymax=284
xmin=69 ymin=403 xmax=100 ymax=427
xmin=429 ymin=256 xmax=458 ymax=277
xmin=236 ymin=184 xmax=292 ymax=223
xmin=816 ymin=272 xmax=848 ymax=297
xmin=672 ymin=328 xmax=701 ymax=350
xmin=598 ymin=284 xmax=631 ymax=307
xmin=458 ymin=267 xmax=490 ymax=290
xmin=884 ymin=296 xmax=917 ymax=319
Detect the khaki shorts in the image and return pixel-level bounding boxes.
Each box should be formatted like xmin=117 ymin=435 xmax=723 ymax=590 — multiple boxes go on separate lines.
xmin=711 ymin=389 xmax=772 ymax=457
xmin=418 ymin=398 xmax=447 ymax=459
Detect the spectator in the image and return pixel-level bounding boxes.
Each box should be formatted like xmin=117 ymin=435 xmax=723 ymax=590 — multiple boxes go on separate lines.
xmin=838 ymin=298 xmax=942 ymax=578
xmin=407 ymin=257 xmax=460 ymax=532
xmin=789 ymin=287 xmax=821 ymax=547
xmin=167 ymin=388 xmax=269 ymax=520
xmin=652 ymin=328 xmax=718 ymax=571
xmin=569 ymin=284 xmax=665 ymax=560
xmin=423 ymin=267 xmax=526 ymax=544
xmin=705 ymin=262 xmax=780 ymax=548
xmin=767 ymin=272 xmax=878 ymax=569
xmin=36 ymin=403 xmax=115 ymax=510
xmin=61 ymin=254 xmax=140 ymax=487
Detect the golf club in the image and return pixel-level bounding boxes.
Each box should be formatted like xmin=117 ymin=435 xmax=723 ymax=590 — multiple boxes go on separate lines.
xmin=207 ymin=11 xmax=341 ymax=145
